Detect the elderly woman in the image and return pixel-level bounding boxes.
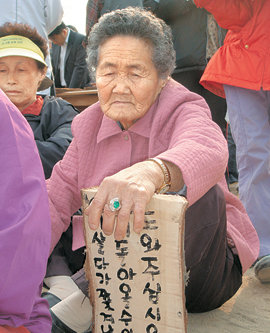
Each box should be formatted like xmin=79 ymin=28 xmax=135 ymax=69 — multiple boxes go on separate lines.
xmin=46 ymin=8 xmax=259 ymax=333
xmin=0 ymin=23 xmax=78 ymax=179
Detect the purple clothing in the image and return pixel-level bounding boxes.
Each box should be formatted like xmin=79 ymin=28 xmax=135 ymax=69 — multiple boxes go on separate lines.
xmin=0 ymin=90 xmax=51 ymax=332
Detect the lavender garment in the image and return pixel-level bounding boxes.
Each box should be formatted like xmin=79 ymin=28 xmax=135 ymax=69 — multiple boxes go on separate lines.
xmin=0 ymin=90 xmax=51 ymax=332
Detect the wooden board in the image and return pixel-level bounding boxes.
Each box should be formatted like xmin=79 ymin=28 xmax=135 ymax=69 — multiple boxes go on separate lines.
xmin=82 ymin=188 xmax=188 ymax=333
xmin=56 ymin=88 xmax=98 ymax=112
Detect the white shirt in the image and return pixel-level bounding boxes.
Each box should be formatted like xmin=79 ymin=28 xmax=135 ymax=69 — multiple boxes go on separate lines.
xmin=59 ymin=29 xmax=70 ymax=87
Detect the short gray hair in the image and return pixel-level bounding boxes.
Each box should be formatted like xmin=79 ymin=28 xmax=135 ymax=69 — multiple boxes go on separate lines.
xmin=87 ymin=7 xmax=176 ymax=79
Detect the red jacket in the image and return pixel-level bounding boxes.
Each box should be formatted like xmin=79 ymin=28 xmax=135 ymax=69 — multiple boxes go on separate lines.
xmin=194 ymin=0 xmax=270 ymax=97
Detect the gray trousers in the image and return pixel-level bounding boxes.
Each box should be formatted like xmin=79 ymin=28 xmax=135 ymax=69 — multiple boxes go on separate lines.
xmin=224 ymin=85 xmax=270 ymax=258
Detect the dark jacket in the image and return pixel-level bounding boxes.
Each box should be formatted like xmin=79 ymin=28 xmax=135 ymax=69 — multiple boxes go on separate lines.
xmin=51 ymin=29 xmax=90 ymax=88
xmin=101 ymin=0 xmax=143 ymax=15
xmin=25 ymin=96 xmax=78 ymax=179
xmin=154 ymin=0 xmax=208 ymax=73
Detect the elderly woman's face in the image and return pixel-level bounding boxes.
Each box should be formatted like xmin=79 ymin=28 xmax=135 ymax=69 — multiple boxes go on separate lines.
xmin=96 ymin=36 xmax=167 ymax=129
xmin=0 ymin=56 xmax=45 ymax=111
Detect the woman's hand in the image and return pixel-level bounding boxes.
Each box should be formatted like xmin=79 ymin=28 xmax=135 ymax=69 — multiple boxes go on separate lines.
xmin=84 ymin=161 xmax=164 ymax=240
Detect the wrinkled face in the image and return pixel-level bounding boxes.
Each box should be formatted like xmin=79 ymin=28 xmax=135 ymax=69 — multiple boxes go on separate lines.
xmin=96 ymin=36 xmax=167 ymax=129
xmin=0 ymin=56 xmax=45 ymax=111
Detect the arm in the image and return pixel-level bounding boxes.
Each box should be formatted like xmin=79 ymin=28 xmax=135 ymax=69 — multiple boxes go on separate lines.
xmin=156 ymin=100 xmax=228 ymax=205
xmin=86 ymin=91 xmax=228 ymax=240
xmin=36 ymin=100 xmax=78 ymax=179
xmin=194 ymin=0 xmax=253 ymax=30
xmin=47 ymin=136 xmax=83 ymax=253
xmin=45 ymin=0 xmax=64 ymax=34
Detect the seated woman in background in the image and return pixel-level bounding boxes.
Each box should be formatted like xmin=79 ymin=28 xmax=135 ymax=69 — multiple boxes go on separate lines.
xmin=0 ymin=23 xmax=81 ymax=328
xmin=0 ymin=90 xmax=51 ymax=332
xmin=46 ymin=8 xmax=259 ymax=333
xmin=0 ymin=22 xmax=78 ymax=179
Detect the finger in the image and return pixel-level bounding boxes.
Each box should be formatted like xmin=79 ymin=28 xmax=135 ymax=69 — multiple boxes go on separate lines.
xmin=130 ymin=185 xmax=149 ymax=234
xmin=102 ymin=203 xmax=117 ymax=236
xmin=84 ymin=197 xmax=94 ymax=215
xmin=114 ymin=201 xmax=133 ymax=241
xmin=87 ymin=194 xmax=106 ymax=230
xmin=133 ymin=201 xmax=147 ymax=234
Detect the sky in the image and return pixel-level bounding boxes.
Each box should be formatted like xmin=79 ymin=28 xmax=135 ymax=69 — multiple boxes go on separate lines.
xmin=61 ymin=0 xmax=88 ymax=35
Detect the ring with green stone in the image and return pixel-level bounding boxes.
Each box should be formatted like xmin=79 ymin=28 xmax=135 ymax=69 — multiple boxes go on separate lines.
xmin=109 ymin=197 xmax=121 ymax=212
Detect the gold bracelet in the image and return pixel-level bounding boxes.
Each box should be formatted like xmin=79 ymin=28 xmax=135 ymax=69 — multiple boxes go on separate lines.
xmin=148 ymin=158 xmax=171 ymax=193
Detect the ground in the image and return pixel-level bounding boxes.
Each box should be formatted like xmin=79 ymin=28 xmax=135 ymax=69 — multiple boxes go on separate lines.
xmin=188 ymin=268 xmax=270 ymax=333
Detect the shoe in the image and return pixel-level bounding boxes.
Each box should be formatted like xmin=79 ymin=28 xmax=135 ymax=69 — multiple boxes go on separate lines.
xmin=50 ymin=310 xmax=92 ymax=333
xmin=41 ymin=292 xmax=62 ymax=308
xmin=50 ymin=310 xmax=77 ymax=333
xmin=254 ymin=255 xmax=270 ymax=283
xmin=228 ymin=182 xmax=239 ymax=196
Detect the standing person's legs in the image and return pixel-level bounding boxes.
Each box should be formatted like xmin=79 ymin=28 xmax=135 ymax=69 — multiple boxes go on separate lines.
xmin=172 ymin=70 xmax=203 ymax=95
xmin=202 ymin=87 xmax=227 ymax=137
xmin=224 ymin=86 xmax=270 ymax=262
xmin=227 ymin=124 xmax=238 ymax=185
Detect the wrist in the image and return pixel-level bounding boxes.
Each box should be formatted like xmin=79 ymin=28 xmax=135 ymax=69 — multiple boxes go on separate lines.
xmin=147 ymin=158 xmax=171 ymax=193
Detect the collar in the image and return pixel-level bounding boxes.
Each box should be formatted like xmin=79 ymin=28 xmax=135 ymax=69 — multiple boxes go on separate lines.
xmin=21 ymin=95 xmax=44 ymax=116
xmin=66 ymin=28 xmax=70 ymax=43
xmin=96 ymin=115 xmax=122 ymax=143
xmin=96 ymin=98 xmax=158 ymax=143
xmin=62 ymin=28 xmax=70 ymax=46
